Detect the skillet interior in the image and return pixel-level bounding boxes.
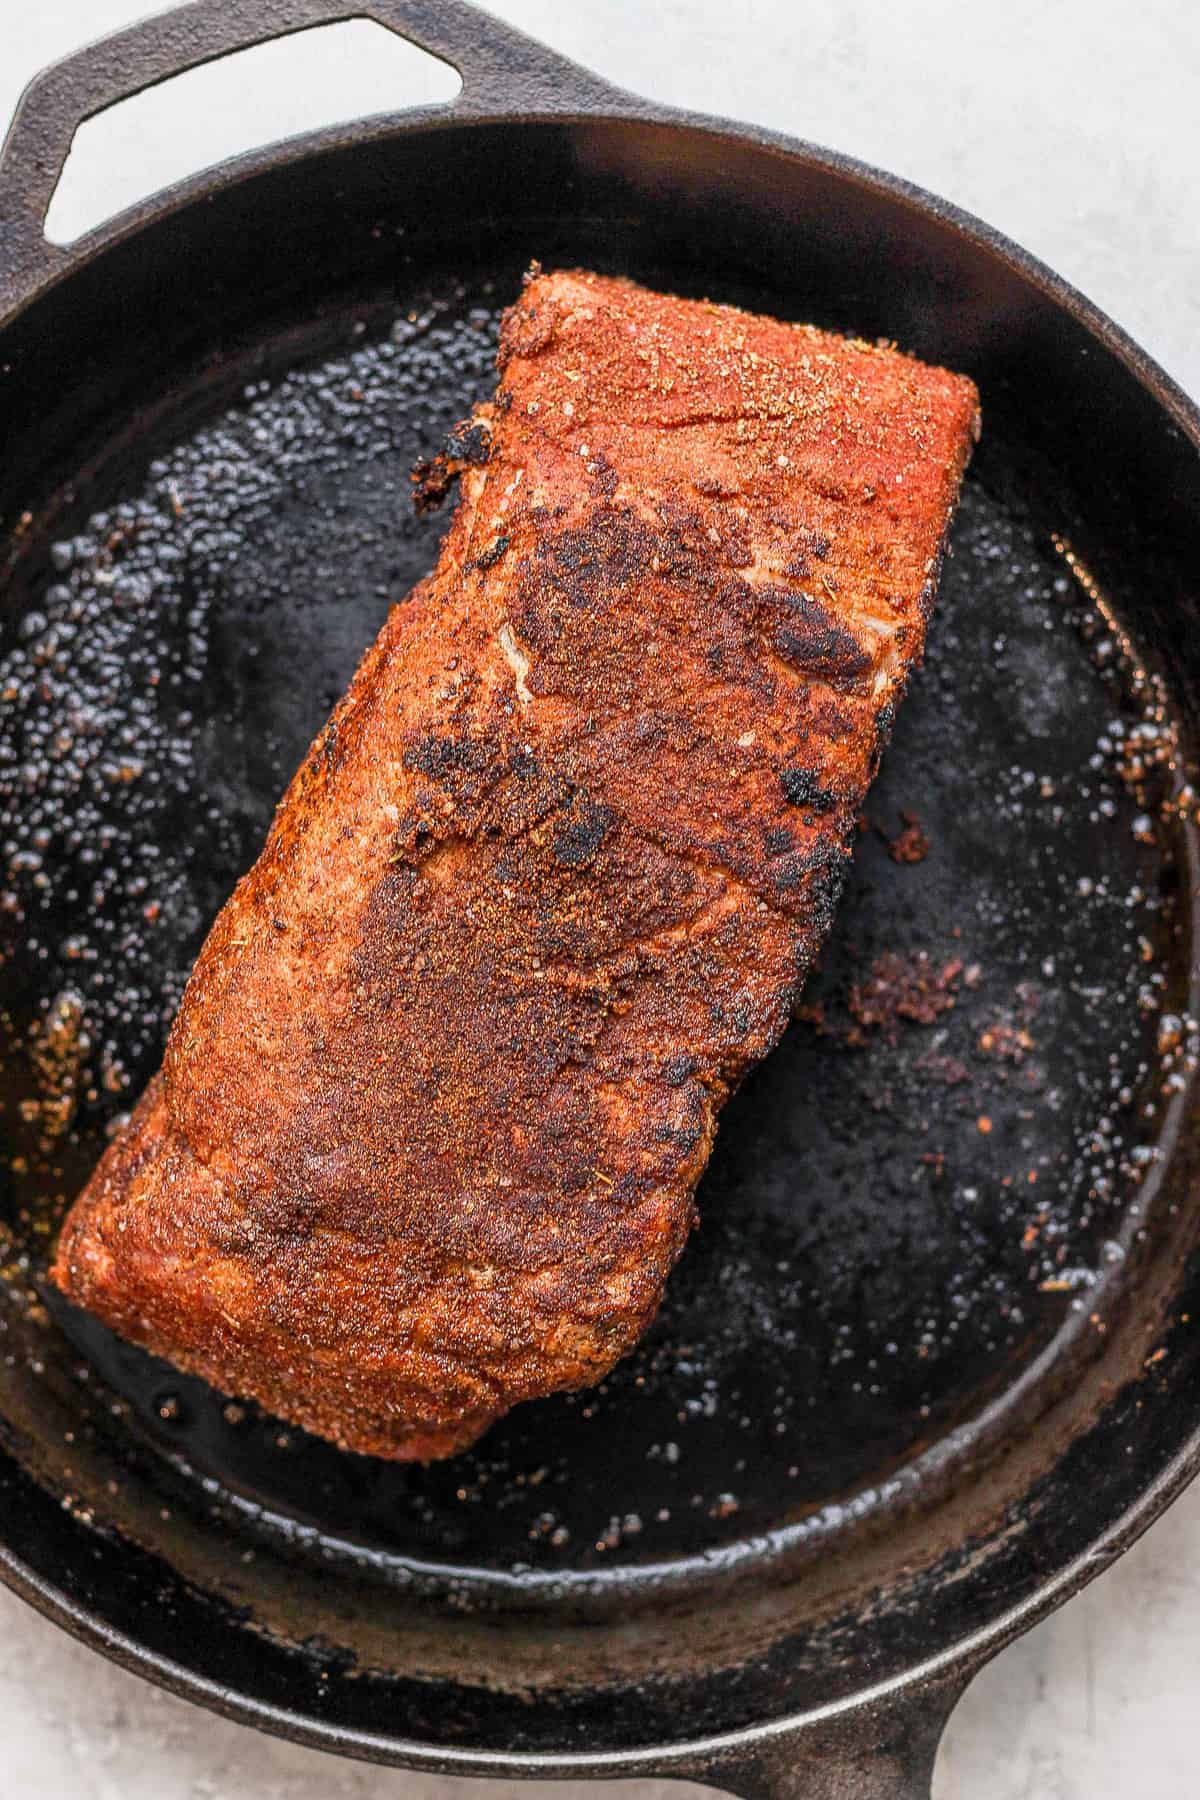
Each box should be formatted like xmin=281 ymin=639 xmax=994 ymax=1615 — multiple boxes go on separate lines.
xmin=1 ymin=114 xmax=1199 ymax=1756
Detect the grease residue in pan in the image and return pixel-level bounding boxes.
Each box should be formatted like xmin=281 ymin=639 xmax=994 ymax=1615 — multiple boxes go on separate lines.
xmin=0 ymin=277 xmax=1194 ymax=1585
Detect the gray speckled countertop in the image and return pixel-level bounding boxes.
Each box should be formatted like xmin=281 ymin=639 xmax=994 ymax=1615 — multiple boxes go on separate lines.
xmin=2 ymin=3 xmax=1199 ymax=1794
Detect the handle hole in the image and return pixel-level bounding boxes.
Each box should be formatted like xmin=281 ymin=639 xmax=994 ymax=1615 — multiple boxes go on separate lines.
xmin=43 ymin=18 xmax=461 ymax=245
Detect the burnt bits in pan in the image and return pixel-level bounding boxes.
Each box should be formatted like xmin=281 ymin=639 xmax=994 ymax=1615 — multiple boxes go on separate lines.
xmin=0 ymin=277 xmax=1194 ymax=1582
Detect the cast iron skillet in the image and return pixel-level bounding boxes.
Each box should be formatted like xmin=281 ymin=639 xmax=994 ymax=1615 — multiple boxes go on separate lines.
xmin=2 ymin=2 xmax=1200 ymax=1794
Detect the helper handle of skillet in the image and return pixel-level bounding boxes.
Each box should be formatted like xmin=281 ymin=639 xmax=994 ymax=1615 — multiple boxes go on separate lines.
xmin=0 ymin=0 xmax=629 ymax=319
xmin=663 ymin=1666 xmax=974 ymax=1800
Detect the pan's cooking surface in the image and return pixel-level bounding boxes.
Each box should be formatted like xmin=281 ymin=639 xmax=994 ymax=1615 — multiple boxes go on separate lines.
xmin=0 ymin=269 xmax=1193 ymax=1594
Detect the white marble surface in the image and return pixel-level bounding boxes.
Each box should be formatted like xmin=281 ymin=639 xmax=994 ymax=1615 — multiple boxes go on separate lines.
xmin=1 ymin=2 xmax=1199 ymax=1794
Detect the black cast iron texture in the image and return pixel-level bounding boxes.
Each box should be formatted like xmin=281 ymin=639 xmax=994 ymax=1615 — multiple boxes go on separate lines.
xmin=1 ymin=4 xmax=1200 ymax=1798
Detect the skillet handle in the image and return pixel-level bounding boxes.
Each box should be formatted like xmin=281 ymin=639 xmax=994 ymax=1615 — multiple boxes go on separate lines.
xmin=0 ymin=0 xmax=624 ymax=312
xmin=661 ymin=1667 xmax=973 ymax=1800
